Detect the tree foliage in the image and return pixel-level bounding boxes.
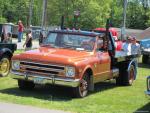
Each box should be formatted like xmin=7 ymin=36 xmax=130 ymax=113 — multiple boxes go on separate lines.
xmin=0 ymin=0 xmax=150 ymax=29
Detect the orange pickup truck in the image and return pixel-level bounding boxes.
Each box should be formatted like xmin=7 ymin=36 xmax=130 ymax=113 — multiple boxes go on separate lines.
xmin=11 ymin=30 xmax=139 ymax=98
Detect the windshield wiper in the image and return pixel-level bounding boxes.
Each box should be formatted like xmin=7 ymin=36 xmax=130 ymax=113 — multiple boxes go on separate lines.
xmin=60 ymin=46 xmax=75 ymax=49
xmin=40 ymin=44 xmax=51 ymax=47
xmin=41 ymin=44 xmax=58 ymax=48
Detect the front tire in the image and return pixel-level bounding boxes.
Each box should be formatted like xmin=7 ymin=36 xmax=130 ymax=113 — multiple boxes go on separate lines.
xmin=0 ymin=55 xmax=11 ymax=77
xmin=73 ymin=73 xmax=89 ymax=98
xmin=18 ymin=80 xmax=35 ymax=90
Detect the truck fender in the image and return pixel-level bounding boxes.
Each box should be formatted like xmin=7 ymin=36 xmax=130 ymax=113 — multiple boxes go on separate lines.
xmin=80 ymin=65 xmax=93 ymax=79
xmin=0 ymin=48 xmax=13 ymax=58
xmin=127 ymin=58 xmax=137 ymax=80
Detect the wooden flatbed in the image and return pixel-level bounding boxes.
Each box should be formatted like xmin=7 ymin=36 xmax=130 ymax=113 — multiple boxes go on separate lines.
xmin=114 ymin=51 xmax=140 ymax=62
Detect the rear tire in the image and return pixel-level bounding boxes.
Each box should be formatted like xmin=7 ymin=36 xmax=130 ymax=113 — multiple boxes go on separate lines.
xmin=73 ymin=73 xmax=89 ymax=98
xmin=142 ymin=55 xmax=149 ymax=64
xmin=116 ymin=64 xmax=135 ymax=86
xmin=18 ymin=80 xmax=35 ymax=90
xmin=123 ymin=65 xmax=135 ymax=86
xmin=0 ymin=55 xmax=11 ymax=77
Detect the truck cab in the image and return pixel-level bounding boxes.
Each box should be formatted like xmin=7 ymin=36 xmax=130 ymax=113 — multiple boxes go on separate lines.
xmin=11 ymin=29 xmax=138 ymax=97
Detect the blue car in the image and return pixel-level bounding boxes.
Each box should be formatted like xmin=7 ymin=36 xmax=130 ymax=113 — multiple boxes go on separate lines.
xmin=140 ymin=38 xmax=150 ymax=64
xmin=145 ymin=76 xmax=150 ymax=95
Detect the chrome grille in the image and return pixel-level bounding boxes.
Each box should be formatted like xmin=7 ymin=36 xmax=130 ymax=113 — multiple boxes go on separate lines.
xmin=20 ymin=61 xmax=65 ymax=76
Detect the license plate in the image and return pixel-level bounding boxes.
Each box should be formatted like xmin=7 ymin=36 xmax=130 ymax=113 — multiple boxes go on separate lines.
xmin=33 ymin=77 xmax=45 ymax=84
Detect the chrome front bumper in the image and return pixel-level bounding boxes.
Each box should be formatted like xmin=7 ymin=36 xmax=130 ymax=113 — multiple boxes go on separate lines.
xmin=11 ymin=71 xmax=80 ymax=87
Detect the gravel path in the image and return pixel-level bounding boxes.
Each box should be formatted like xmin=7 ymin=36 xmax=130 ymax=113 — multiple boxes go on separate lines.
xmin=0 ymin=102 xmax=71 ymax=113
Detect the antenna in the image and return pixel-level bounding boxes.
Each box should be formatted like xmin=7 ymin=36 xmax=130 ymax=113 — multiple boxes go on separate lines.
xmin=105 ymin=19 xmax=110 ymax=50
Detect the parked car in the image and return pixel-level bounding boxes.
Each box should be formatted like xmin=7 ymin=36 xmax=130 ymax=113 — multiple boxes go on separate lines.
xmin=140 ymin=38 xmax=150 ymax=64
xmin=0 ymin=27 xmax=17 ymax=76
xmin=30 ymin=26 xmax=42 ymax=39
xmin=145 ymin=76 xmax=150 ymax=95
xmin=0 ymin=23 xmax=18 ymax=40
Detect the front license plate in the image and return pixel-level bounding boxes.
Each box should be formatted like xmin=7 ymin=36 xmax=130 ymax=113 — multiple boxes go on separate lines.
xmin=33 ymin=77 xmax=45 ymax=84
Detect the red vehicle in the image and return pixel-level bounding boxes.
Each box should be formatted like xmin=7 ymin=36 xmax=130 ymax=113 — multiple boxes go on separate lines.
xmin=95 ymin=28 xmax=123 ymax=51
xmin=11 ymin=29 xmax=139 ymax=98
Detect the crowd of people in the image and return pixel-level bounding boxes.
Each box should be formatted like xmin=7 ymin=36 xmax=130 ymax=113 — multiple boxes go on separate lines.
xmin=1 ymin=20 xmax=33 ymax=51
xmin=95 ymin=34 xmax=141 ymax=55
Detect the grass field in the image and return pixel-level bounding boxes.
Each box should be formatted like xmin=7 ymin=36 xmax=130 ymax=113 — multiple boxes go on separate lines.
xmin=0 ymin=51 xmax=149 ymax=113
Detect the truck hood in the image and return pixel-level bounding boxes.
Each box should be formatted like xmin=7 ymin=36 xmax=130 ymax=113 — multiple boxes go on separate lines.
xmin=13 ymin=47 xmax=93 ymax=65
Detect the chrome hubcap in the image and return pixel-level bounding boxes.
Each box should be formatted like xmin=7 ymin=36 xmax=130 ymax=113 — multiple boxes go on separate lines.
xmin=0 ymin=58 xmax=10 ymax=76
xmin=79 ymin=79 xmax=88 ymax=97
xmin=129 ymin=68 xmax=134 ymax=85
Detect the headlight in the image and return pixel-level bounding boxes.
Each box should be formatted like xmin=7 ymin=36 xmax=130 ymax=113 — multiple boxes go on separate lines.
xmin=12 ymin=60 xmax=20 ymax=70
xmin=65 ymin=66 xmax=75 ymax=77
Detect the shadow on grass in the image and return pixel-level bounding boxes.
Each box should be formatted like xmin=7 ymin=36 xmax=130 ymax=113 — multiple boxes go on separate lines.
xmin=0 ymin=85 xmax=73 ymax=101
xmin=92 ymin=81 xmax=116 ymax=93
xmin=0 ymin=81 xmax=117 ymax=101
xmin=134 ymin=102 xmax=150 ymax=113
xmin=138 ymin=63 xmax=150 ymax=69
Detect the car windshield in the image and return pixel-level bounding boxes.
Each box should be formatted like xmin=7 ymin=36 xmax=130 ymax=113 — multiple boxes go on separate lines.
xmin=42 ymin=32 xmax=96 ymax=51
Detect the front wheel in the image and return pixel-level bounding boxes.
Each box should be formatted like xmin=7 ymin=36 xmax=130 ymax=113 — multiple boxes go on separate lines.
xmin=0 ymin=55 xmax=11 ymax=77
xmin=73 ymin=73 xmax=89 ymax=98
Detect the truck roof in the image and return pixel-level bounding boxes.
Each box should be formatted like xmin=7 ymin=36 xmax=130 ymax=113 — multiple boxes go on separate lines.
xmin=49 ymin=29 xmax=104 ymax=37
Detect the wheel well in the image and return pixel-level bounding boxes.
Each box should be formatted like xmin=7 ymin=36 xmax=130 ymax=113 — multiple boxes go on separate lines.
xmin=1 ymin=52 xmax=12 ymax=59
xmin=85 ymin=68 xmax=94 ymax=91
xmin=85 ymin=68 xmax=93 ymax=77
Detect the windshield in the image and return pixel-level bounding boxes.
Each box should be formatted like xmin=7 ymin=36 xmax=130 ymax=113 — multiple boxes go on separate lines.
xmin=42 ymin=32 xmax=96 ymax=51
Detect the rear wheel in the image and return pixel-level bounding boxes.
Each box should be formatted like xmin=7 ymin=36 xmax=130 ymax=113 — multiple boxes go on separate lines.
xmin=124 ymin=65 xmax=135 ymax=86
xmin=0 ymin=55 xmax=11 ymax=77
xmin=142 ymin=55 xmax=149 ymax=64
xmin=73 ymin=73 xmax=89 ymax=98
xmin=18 ymin=80 xmax=35 ymax=90
xmin=116 ymin=64 xmax=135 ymax=86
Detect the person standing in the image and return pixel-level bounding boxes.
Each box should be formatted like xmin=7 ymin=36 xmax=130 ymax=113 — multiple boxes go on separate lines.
xmin=131 ymin=36 xmax=141 ymax=55
xmin=122 ymin=36 xmax=132 ymax=55
xmin=18 ymin=20 xmax=24 ymax=42
xmin=23 ymin=30 xmax=32 ymax=51
xmin=3 ymin=32 xmax=12 ymax=43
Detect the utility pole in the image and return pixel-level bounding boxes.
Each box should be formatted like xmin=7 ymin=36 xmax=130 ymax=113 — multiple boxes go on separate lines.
xmin=41 ymin=0 xmax=47 ymax=30
xmin=121 ymin=0 xmax=127 ymax=40
xmin=29 ymin=0 xmax=34 ymax=27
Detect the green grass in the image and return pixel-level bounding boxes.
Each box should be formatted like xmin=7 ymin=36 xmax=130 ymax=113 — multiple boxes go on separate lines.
xmin=14 ymin=49 xmax=25 ymax=54
xmin=0 ymin=53 xmax=150 ymax=113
